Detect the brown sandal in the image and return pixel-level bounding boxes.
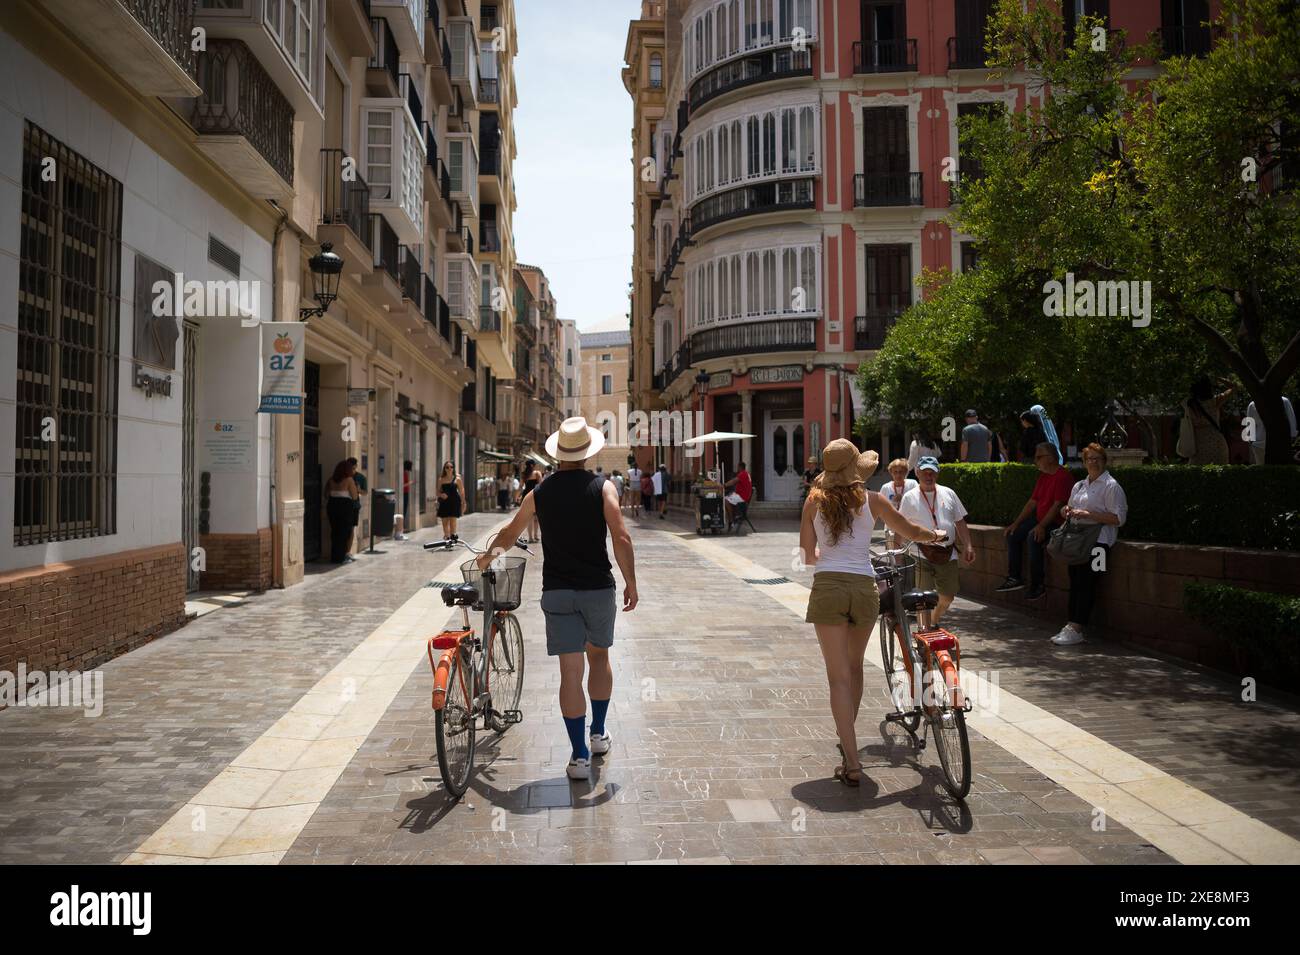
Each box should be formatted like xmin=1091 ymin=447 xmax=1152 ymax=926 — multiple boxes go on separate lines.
xmin=834 ymin=743 xmax=863 ymax=787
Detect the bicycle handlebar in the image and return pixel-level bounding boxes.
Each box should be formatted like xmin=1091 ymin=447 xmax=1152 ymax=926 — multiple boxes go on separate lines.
xmin=424 ymin=539 xmax=533 ymax=556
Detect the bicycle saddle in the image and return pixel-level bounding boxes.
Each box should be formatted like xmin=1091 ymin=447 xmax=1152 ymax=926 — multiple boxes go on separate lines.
xmin=901 ymin=590 xmax=940 ymax=612
xmin=441 ymin=583 xmax=479 ymax=607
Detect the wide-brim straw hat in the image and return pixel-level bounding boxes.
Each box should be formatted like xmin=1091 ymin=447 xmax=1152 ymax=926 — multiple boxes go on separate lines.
xmin=545 ymin=416 xmax=606 ymax=463
xmin=817 ymin=438 xmax=879 ymax=487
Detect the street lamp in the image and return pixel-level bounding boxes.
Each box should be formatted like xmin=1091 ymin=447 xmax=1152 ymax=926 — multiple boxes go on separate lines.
xmin=695 ymin=368 xmax=710 ymax=476
xmin=300 ymin=242 xmax=344 ymax=320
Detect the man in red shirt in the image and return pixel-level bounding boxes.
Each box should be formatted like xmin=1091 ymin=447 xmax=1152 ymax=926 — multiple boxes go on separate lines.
xmin=724 ymin=462 xmax=753 ymax=526
xmin=996 ymin=442 xmax=1074 ymax=600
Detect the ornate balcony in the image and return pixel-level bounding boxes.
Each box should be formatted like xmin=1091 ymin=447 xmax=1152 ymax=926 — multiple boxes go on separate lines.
xmin=691 ymin=319 xmax=816 ymax=363
xmin=367 ymin=17 xmax=401 ymax=97
xmin=41 ymin=0 xmax=200 ymax=96
xmin=373 ymin=0 xmax=425 ymax=60
xmin=853 ymin=172 xmax=923 ymax=208
xmin=319 ymin=149 xmax=373 ymax=278
xmin=851 ymin=38 xmax=918 ymax=74
xmin=361 ymin=213 xmax=403 ymax=308
xmin=688 ymin=47 xmax=812 ymax=116
xmin=690 ymin=178 xmax=815 ymax=235
xmin=192 ymin=39 xmax=294 ymax=200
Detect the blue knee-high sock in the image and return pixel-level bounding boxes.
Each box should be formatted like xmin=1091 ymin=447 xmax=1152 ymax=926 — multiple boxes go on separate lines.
xmin=590 ymin=699 xmax=610 ymax=736
xmin=564 ymin=715 xmax=589 ymax=760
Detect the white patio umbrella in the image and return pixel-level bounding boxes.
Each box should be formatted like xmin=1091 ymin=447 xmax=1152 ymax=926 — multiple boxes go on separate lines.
xmin=681 ymin=431 xmax=755 ymax=485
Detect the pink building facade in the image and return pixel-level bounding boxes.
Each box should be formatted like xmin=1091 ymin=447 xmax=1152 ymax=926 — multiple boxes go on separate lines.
xmin=645 ymin=0 xmax=1211 ymax=503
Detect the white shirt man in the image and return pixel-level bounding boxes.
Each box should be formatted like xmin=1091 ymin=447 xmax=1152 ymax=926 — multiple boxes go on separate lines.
xmin=1244 ymin=398 xmax=1297 ymax=464
xmin=626 ymin=466 xmax=642 ymax=508
xmin=651 ymin=468 xmax=664 ymax=496
xmin=896 ymin=456 xmax=973 ymax=625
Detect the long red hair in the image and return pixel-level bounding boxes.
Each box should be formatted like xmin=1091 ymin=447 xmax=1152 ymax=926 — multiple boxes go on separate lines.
xmin=808 ymin=481 xmax=866 ymax=546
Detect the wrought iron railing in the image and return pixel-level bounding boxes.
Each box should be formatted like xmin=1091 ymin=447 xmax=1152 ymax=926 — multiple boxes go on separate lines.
xmin=689 ymin=47 xmax=812 ymax=114
xmin=481 ymin=4 xmax=499 ymax=31
xmin=854 ymin=294 xmax=911 ymax=349
xmin=123 ymin=0 xmax=196 ymax=78
xmin=193 ymin=39 xmax=294 ymax=186
xmin=400 ymin=71 xmax=423 ymax=124
xmin=398 ymin=245 xmax=421 ymax=302
xmin=479 ymin=305 xmax=501 ymax=331
xmin=851 ymin=38 xmax=918 ymax=73
xmin=480 ymin=77 xmax=499 ymax=103
xmin=853 ymin=172 xmax=923 ymax=207
xmin=691 ymin=319 xmax=816 ymax=362
xmin=422 ymin=273 xmax=440 ymax=326
xmin=946 ymin=35 xmax=987 ymax=70
xmin=690 ymin=177 xmax=815 ymax=233
xmin=370 ymin=213 xmax=399 ymax=282
xmin=320 ymin=149 xmax=372 ymax=248
xmin=369 ymin=17 xmax=400 ymax=89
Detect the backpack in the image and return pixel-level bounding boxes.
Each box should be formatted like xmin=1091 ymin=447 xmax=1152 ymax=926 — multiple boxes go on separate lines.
xmin=641 ymin=474 xmax=654 ymax=495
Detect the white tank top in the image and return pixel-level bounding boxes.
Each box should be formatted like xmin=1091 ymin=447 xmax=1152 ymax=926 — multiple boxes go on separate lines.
xmin=813 ymin=496 xmax=877 ymax=577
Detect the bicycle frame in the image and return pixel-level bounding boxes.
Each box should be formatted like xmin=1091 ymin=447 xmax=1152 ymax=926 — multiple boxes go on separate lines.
xmin=875 ymin=549 xmax=966 ymax=719
xmin=429 ymin=568 xmax=500 ymax=716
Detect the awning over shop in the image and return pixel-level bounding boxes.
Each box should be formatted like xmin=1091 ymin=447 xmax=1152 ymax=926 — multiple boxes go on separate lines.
xmin=477 ymin=449 xmax=514 ymax=462
xmin=525 ymin=451 xmax=554 ymax=467
xmin=847 ymin=378 xmax=866 ymax=417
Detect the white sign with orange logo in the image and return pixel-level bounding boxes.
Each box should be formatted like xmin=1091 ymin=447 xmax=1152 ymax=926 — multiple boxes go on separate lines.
xmin=258 ymin=322 xmax=305 ymax=414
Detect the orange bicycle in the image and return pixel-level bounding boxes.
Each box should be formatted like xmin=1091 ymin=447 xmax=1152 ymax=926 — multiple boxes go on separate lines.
xmin=423 ymin=538 xmax=531 ymax=798
xmin=872 ymin=545 xmax=971 ymax=800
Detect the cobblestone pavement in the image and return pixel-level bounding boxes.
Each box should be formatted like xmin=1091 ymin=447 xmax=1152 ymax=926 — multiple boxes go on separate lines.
xmin=2 ymin=507 xmax=1298 ymax=864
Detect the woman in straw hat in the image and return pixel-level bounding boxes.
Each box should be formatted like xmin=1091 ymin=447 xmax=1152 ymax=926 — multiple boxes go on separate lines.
xmin=800 ymin=439 xmax=950 ymax=787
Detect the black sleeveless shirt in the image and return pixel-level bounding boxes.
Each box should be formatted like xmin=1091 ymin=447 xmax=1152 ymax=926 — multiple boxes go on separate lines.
xmin=533 ymin=469 xmax=614 ymax=591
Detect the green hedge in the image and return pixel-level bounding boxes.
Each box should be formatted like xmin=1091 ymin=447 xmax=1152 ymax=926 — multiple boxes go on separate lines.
xmin=1184 ymin=583 xmax=1300 ymax=681
xmin=937 ymin=462 xmax=1300 ymax=551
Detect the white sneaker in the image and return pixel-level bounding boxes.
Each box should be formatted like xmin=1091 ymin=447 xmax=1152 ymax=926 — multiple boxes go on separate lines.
xmin=590 ymin=731 xmax=612 ymax=756
xmin=566 ymin=757 xmax=591 ymax=780
xmin=1049 ymin=626 xmax=1072 ymax=642
xmin=1052 ymin=627 xmax=1086 ymax=646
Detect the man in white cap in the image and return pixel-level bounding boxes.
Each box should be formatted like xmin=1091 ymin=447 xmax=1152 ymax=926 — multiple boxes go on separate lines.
xmin=479 ymin=417 xmax=638 ymax=781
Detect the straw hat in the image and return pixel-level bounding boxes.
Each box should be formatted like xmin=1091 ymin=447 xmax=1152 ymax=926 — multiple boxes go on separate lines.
xmin=545 ymin=416 xmax=606 ymax=463
xmin=817 ymin=439 xmax=879 ymax=487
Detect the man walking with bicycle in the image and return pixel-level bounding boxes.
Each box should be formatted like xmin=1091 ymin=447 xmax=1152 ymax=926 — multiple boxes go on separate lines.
xmin=480 ymin=417 xmax=638 ymax=781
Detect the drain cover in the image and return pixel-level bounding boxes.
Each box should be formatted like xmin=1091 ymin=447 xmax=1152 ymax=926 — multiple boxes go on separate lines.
xmin=426 ymin=581 xmax=457 ymax=589
xmin=742 ymin=577 xmax=791 ymax=585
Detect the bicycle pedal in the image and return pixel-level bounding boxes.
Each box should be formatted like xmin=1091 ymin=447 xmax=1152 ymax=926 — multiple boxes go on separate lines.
xmin=502 ymin=709 xmax=523 ymax=725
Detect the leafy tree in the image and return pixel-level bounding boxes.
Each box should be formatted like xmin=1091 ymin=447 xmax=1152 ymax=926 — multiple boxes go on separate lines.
xmin=860 ymin=0 xmax=1300 ymax=462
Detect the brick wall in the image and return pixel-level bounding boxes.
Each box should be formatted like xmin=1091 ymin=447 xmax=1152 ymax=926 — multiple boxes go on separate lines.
xmin=0 ymin=543 xmax=188 ymax=679
xmin=962 ymin=526 xmax=1300 ymax=671
xmin=199 ymin=529 xmax=273 ymax=591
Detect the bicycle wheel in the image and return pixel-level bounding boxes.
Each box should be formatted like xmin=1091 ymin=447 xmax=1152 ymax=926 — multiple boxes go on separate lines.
xmin=925 ymin=658 xmax=971 ymax=800
xmin=435 ymin=644 xmax=476 ymax=798
xmin=487 ymin=613 xmax=525 ymax=733
xmin=878 ymin=613 xmax=920 ymax=733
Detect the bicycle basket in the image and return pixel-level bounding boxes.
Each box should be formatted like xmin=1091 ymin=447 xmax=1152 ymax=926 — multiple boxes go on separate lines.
xmin=460 ymin=556 xmax=527 ymax=612
xmin=871 ymin=552 xmax=917 ymax=592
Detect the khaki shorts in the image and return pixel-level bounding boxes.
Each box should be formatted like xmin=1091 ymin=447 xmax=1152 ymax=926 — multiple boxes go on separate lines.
xmin=806 ymin=572 xmax=881 ymax=628
xmin=916 ymin=557 xmax=960 ymax=596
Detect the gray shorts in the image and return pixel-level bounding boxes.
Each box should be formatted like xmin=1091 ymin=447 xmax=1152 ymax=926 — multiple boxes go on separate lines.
xmin=541 ymin=587 xmax=617 ymax=656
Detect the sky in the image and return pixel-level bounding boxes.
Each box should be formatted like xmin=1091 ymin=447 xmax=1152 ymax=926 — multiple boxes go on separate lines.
xmin=511 ymin=0 xmax=643 ymax=333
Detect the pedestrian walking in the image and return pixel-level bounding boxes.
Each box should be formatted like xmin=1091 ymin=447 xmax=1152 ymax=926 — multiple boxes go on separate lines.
xmin=522 ymin=463 xmax=542 ymax=543
xmin=435 ymin=461 xmax=464 ymax=541
xmin=897 ymin=457 xmax=975 ymax=626
xmin=878 ymin=458 xmax=917 ymax=545
xmin=1031 ymin=404 xmax=1065 ymax=465
xmin=496 ymin=471 xmax=510 ymax=511
xmin=325 ymin=460 xmax=360 ymax=564
xmin=480 ymin=417 xmax=638 ymax=781
xmin=907 ymin=428 xmax=941 ymax=477
xmin=997 ymin=442 xmax=1073 ymax=600
xmin=1054 ymin=443 xmax=1128 ymax=646
xmin=1017 ymin=410 xmax=1047 ymax=462
xmin=800 ymin=455 xmax=821 ymax=502
xmin=346 ymin=457 xmax=365 ymax=554
xmin=960 ymin=409 xmax=993 ymax=463
xmin=1177 ymin=376 xmax=1234 ymax=465
xmin=640 ymin=469 xmax=655 ymax=517
xmin=626 ymin=463 xmax=643 ymax=515
xmin=1244 ymin=396 xmax=1298 ymax=464
xmin=393 ymin=460 xmax=413 ymax=540
xmin=800 ymin=439 xmax=948 ymax=787
xmin=653 ymin=465 xmax=668 ymax=519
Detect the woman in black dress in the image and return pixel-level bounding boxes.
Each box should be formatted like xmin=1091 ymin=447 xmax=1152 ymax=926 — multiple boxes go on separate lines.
xmin=1018 ymin=410 xmax=1047 ymax=463
xmin=436 ymin=461 xmax=464 ymax=541
xmin=325 ymin=460 xmax=360 ymax=563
